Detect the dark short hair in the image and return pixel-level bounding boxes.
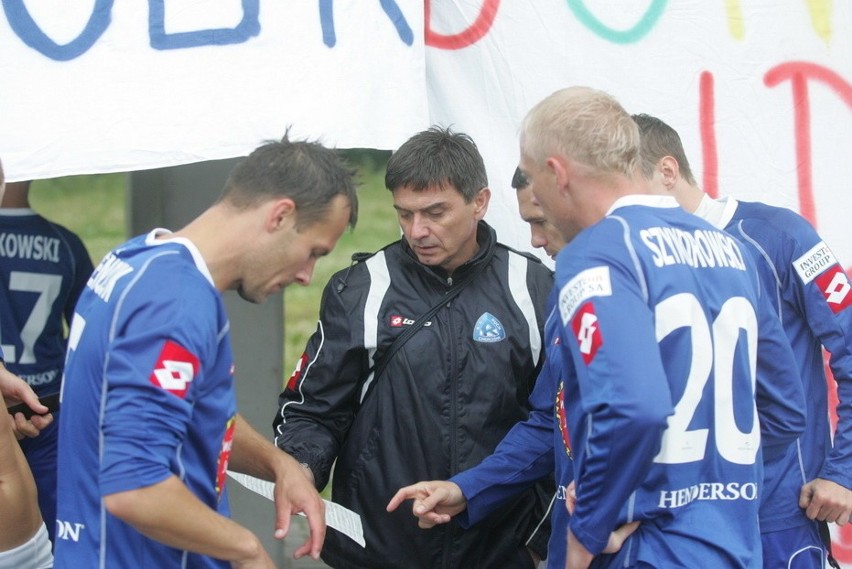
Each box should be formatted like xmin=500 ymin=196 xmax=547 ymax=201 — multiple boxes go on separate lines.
xmin=221 ymin=132 xmax=358 ymax=230
xmin=385 ymin=126 xmax=488 ymax=203
xmin=511 ymin=166 xmax=529 ymax=190
xmin=632 ymin=113 xmax=696 ymax=186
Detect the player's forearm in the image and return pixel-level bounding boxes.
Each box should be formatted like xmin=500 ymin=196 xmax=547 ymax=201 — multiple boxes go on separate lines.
xmin=103 ymin=475 xmax=263 ymax=563
xmin=820 ymin=365 xmax=852 ymax=488
xmin=820 ymin=377 xmax=852 ymax=487
xmin=452 ymin=418 xmax=554 ymax=525
xmin=566 ymin=528 xmax=595 ymax=569
xmin=231 ymin=413 xmax=294 ymax=481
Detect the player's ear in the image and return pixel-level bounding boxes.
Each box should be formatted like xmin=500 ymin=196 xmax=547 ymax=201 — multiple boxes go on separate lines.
xmin=659 ymin=156 xmax=679 ymax=190
xmin=473 ymin=187 xmax=490 ymax=220
xmin=547 ymin=155 xmax=571 ymax=194
xmin=265 ymin=197 xmax=297 ymax=232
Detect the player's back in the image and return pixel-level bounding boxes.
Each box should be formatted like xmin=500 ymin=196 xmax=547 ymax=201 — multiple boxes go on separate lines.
xmin=723 ymin=199 xmax=850 ymax=530
xmin=556 ymin=196 xmax=803 ymax=568
xmin=0 ymin=209 xmax=92 ymax=394
xmin=626 ymin=200 xmax=765 ymax=567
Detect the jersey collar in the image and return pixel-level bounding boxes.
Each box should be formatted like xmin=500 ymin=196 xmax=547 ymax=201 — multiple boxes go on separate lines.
xmin=145 ymin=228 xmax=215 ymax=287
xmin=606 ymin=194 xmax=679 ymax=216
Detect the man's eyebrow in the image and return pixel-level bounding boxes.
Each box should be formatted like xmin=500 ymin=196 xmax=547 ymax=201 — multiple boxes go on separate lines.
xmin=393 ymin=202 xmax=449 ymax=213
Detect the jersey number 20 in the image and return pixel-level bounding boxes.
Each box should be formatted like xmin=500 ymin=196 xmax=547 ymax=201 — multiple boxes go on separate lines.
xmin=652 ymin=294 xmax=759 ymax=466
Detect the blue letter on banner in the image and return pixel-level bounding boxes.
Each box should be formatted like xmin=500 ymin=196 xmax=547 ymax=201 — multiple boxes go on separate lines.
xmin=149 ymin=0 xmax=260 ymax=50
xmin=319 ymin=0 xmax=412 ymax=48
xmin=3 ymin=0 xmax=114 ymax=61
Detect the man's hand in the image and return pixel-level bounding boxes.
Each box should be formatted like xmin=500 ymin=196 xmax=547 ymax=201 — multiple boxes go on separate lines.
xmin=1 ymin=363 xmax=51 ymax=439
xmin=799 ymin=478 xmax=852 ymax=525
xmin=228 ymin=415 xmax=327 ymax=560
xmin=564 ymin=480 xmax=640 ymax=564
xmin=604 ymin=521 xmax=640 ymax=554
xmin=9 ymin=410 xmax=52 ymax=440
xmin=271 ymin=454 xmax=326 ymax=560
xmin=566 ymin=480 xmax=577 ymax=515
xmin=386 ymin=481 xmax=467 ymax=528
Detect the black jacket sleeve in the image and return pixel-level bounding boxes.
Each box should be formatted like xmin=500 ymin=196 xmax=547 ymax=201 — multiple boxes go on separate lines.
xmin=273 ymin=271 xmax=369 ymax=490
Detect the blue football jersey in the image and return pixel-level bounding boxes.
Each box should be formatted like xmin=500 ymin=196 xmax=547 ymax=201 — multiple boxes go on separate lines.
xmin=0 ymin=208 xmax=93 ymax=395
xmin=555 ymin=196 xmax=804 ymax=568
xmin=54 ymin=230 xmax=237 ymax=569
xmin=702 ymin=196 xmax=852 ymax=532
xmin=453 ymin=289 xmax=574 ymax=568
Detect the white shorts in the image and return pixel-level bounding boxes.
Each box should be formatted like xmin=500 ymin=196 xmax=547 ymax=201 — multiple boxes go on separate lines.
xmin=0 ymin=523 xmax=53 ymax=569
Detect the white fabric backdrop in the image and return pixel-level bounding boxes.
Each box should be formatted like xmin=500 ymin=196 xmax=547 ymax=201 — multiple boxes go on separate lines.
xmin=1 ymin=1 xmax=850 ymax=561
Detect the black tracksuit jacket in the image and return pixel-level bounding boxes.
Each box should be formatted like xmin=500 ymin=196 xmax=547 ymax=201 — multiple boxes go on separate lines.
xmin=274 ymin=222 xmax=554 ymax=569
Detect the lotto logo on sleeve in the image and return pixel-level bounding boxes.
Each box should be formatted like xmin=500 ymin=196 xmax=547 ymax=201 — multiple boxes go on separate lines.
xmin=286 ymin=353 xmax=308 ymax=391
xmin=815 ymin=265 xmax=852 ymax=314
xmin=149 ymin=340 xmax=200 ymax=399
xmin=571 ymin=302 xmax=602 ymax=365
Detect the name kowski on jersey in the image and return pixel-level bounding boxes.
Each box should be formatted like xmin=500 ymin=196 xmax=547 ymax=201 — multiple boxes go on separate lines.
xmin=0 ymin=232 xmax=60 ymax=262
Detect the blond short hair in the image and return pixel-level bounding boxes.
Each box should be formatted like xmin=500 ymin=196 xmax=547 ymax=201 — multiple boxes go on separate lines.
xmin=521 ymin=86 xmax=640 ymax=178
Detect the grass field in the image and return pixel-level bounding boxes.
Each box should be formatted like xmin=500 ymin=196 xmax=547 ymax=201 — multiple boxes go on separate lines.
xmin=28 ymin=152 xmax=400 ymax=379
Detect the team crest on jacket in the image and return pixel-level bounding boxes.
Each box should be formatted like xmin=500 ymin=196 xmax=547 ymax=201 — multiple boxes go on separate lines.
xmin=149 ymin=340 xmax=200 ymax=399
xmin=473 ymin=312 xmax=505 ymax=343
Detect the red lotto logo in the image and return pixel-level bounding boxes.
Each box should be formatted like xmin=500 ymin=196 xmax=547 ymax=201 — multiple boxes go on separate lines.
xmin=149 ymin=340 xmax=200 ymax=399
xmin=286 ymin=353 xmax=308 ymax=392
xmin=571 ymin=302 xmax=602 ymax=365
xmin=815 ymin=266 xmax=852 ymax=314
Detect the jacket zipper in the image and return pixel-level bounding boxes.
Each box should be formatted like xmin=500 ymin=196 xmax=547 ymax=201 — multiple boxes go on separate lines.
xmin=443 ymin=275 xmax=457 ymax=569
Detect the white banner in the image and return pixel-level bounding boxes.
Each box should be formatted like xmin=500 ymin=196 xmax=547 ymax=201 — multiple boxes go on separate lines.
xmin=0 ymin=1 xmax=428 ymax=179
xmin=427 ymin=2 xmax=852 ymax=273
xmin=1 ymin=2 xmax=851 ymax=562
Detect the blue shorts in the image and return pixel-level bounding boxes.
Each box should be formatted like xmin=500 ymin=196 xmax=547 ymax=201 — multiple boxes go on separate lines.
xmin=761 ymin=522 xmax=826 ymax=569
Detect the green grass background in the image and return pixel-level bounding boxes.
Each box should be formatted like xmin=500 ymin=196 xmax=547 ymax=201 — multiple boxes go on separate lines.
xmin=28 ymin=152 xmax=400 ymax=379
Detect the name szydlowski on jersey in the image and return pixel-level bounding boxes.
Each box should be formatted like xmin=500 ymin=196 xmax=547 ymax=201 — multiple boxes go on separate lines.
xmin=640 ymin=226 xmax=747 ymax=270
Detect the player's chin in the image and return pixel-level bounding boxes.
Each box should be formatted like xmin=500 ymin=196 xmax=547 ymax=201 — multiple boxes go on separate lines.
xmin=236 ymin=286 xmax=267 ymax=305
xmin=415 ymin=252 xmax=443 ymax=266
